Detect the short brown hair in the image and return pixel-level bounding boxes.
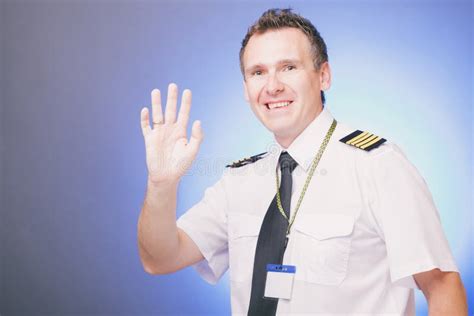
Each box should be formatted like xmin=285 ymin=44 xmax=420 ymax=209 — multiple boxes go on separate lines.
xmin=239 ymin=8 xmax=328 ymax=104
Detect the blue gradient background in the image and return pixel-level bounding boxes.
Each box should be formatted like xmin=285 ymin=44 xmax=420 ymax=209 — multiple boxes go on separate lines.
xmin=1 ymin=0 xmax=472 ymax=315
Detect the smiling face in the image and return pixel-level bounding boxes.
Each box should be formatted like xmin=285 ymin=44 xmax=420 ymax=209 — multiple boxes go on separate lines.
xmin=242 ymin=27 xmax=331 ymax=148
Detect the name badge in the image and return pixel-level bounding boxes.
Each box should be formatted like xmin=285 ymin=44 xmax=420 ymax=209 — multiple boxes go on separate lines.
xmin=264 ymin=264 xmax=296 ymax=300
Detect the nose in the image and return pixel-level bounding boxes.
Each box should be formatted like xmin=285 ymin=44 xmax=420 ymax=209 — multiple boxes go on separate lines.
xmin=265 ymin=72 xmax=284 ymax=95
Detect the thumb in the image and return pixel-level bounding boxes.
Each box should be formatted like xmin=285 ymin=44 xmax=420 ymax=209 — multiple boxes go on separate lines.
xmin=188 ymin=120 xmax=204 ymax=153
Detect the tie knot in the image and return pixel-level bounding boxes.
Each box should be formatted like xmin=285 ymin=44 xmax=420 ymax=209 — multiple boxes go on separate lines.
xmin=279 ymin=151 xmax=298 ymax=173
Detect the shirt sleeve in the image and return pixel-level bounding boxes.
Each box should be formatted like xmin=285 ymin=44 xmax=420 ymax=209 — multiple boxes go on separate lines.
xmin=176 ymin=171 xmax=230 ymax=285
xmin=367 ymin=143 xmax=458 ymax=289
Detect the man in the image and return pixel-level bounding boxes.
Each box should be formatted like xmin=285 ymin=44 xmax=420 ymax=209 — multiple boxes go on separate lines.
xmin=138 ymin=8 xmax=467 ymax=315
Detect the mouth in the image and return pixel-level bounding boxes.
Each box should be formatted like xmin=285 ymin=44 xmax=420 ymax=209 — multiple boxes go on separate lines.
xmin=264 ymin=101 xmax=293 ymax=110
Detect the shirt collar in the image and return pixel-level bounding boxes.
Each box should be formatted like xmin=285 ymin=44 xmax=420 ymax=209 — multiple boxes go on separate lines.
xmin=270 ymin=107 xmax=335 ymax=173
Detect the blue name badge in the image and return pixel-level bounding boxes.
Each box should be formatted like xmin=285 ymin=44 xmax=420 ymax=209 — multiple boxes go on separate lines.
xmin=266 ymin=264 xmax=296 ymax=273
xmin=264 ymin=264 xmax=296 ymax=300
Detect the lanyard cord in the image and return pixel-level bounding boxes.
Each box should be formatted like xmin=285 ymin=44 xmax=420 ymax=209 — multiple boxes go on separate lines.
xmin=275 ymin=119 xmax=337 ymax=236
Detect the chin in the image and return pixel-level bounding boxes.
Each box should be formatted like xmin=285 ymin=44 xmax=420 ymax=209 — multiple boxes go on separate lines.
xmin=264 ymin=121 xmax=295 ymax=139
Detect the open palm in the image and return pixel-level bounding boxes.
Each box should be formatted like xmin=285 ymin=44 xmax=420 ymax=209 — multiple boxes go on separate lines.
xmin=140 ymin=83 xmax=203 ymax=184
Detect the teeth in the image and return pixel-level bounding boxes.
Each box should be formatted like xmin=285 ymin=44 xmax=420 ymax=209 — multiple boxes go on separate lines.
xmin=267 ymin=101 xmax=291 ymax=109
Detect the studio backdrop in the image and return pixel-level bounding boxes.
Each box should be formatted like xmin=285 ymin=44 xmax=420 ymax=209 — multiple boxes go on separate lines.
xmin=1 ymin=0 xmax=472 ymax=315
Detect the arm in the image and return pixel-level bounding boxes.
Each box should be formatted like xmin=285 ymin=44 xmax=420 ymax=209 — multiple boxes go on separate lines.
xmin=137 ymin=83 xmax=204 ymax=275
xmin=414 ymin=269 xmax=468 ymax=316
xmin=137 ymin=179 xmax=204 ymax=274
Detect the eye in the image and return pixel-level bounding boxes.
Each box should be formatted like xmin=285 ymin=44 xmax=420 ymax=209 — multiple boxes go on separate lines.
xmin=252 ymin=70 xmax=263 ymax=76
xmin=284 ymin=65 xmax=296 ymax=71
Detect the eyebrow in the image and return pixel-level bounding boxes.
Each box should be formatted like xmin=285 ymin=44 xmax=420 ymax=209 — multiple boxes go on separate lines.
xmin=245 ymin=59 xmax=302 ymax=74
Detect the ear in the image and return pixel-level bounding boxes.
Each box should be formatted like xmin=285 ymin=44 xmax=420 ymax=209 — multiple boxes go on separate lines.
xmin=243 ymin=80 xmax=250 ymax=102
xmin=319 ymin=62 xmax=332 ymax=91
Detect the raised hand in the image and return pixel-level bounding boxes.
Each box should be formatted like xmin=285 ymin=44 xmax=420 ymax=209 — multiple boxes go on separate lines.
xmin=140 ymin=83 xmax=203 ymax=185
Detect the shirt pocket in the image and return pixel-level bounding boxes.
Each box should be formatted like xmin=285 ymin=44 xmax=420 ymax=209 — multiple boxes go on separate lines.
xmin=227 ymin=212 xmax=262 ymax=283
xmin=292 ymin=213 xmax=356 ymax=286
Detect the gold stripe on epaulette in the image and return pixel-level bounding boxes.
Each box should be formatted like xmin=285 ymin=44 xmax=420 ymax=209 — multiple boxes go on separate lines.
xmin=339 ymin=129 xmax=386 ymax=151
xmin=355 ymin=134 xmax=378 ymax=147
xmin=347 ymin=131 xmax=370 ymax=145
xmin=360 ymin=136 xmax=382 ymax=149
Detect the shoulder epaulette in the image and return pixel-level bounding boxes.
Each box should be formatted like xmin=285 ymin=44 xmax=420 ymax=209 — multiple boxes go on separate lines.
xmin=339 ymin=130 xmax=386 ymax=151
xmin=226 ymin=152 xmax=267 ymax=168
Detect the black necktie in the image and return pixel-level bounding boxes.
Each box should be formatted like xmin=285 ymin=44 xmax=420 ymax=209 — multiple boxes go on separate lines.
xmin=248 ymin=151 xmax=298 ymax=316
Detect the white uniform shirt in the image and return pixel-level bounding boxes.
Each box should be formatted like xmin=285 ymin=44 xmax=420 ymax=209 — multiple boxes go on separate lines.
xmin=176 ymin=108 xmax=458 ymax=315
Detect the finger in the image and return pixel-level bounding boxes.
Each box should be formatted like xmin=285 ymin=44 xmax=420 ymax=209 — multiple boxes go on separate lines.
xmin=187 ymin=120 xmax=204 ymax=154
xmin=177 ymin=89 xmax=192 ymax=127
xmin=164 ymin=83 xmax=178 ymax=123
xmin=151 ymin=89 xmax=163 ymax=126
xmin=140 ymin=107 xmax=151 ymax=136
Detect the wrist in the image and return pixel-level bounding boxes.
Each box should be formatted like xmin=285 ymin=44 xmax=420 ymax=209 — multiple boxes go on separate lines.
xmin=147 ymin=176 xmax=179 ymax=189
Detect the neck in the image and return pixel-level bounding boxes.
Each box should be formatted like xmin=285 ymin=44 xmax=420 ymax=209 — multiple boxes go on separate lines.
xmin=275 ymin=134 xmax=298 ymax=149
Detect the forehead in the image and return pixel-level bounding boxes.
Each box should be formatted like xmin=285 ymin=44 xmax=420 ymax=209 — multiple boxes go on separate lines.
xmin=243 ymin=27 xmax=313 ymax=68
